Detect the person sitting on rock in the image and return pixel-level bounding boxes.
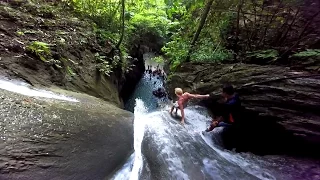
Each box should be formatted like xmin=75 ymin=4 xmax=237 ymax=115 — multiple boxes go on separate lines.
xmin=204 ymin=84 xmax=242 ymax=132
xmin=170 ymin=88 xmax=210 ymax=125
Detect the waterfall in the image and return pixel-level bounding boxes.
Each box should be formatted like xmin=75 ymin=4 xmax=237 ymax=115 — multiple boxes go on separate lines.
xmin=112 ymin=99 xmax=149 ymax=180
xmin=112 ymin=54 xmax=320 ymax=180
xmin=130 ymin=99 xmax=148 ymax=180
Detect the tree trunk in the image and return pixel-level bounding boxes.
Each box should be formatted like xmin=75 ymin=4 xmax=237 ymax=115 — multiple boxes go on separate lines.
xmin=185 ymin=0 xmax=214 ymax=62
xmin=278 ymin=8 xmax=300 ymax=46
xmin=233 ymin=0 xmax=243 ymax=60
xmin=280 ymin=9 xmax=320 ymax=58
xmin=297 ymin=9 xmax=320 ymax=39
xmin=258 ymin=0 xmax=283 ymax=47
xmin=116 ymin=0 xmax=125 ymax=49
xmin=235 ymin=0 xmax=243 ymax=41
xmin=249 ymin=1 xmax=267 ymax=48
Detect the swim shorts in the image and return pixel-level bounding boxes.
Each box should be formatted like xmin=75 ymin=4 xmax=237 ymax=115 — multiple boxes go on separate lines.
xmin=173 ymin=101 xmax=179 ymax=108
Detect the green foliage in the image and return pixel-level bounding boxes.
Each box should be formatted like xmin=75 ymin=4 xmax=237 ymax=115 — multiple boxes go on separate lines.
xmin=17 ymin=29 xmax=39 ymax=36
xmin=246 ymin=49 xmax=279 ymax=59
xmin=68 ymin=0 xmax=121 ymax=29
xmin=162 ymin=34 xmax=189 ymax=70
xmin=95 ymin=53 xmax=113 ymax=76
xmin=125 ymin=0 xmax=173 ymax=51
xmin=128 ymin=12 xmax=170 ymax=39
xmin=96 ymin=61 xmax=113 ymax=76
xmin=66 ymin=0 xmax=173 ymax=73
xmin=94 ymin=28 xmax=119 ymax=46
xmin=26 ymin=41 xmax=51 ymax=62
xmin=94 ymin=50 xmax=133 ymax=76
xmin=23 ymin=30 xmax=38 ymax=34
xmin=16 ymin=31 xmax=24 ymax=36
xmin=151 ymin=56 xmax=165 ymax=64
xmin=166 ymin=73 xmax=173 ymax=81
xmin=66 ymin=66 xmax=76 ymax=77
xmin=165 ymin=0 xmax=186 ymax=21
xmin=292 ymin=49 xmax=320 ymax=57
xmin=63 ymin=0 xmax=312 ymax=73
xmin=162 ymin=0 xmax=235 ymax=70
xmin=191 ymin=39 xmax=232 ymax=62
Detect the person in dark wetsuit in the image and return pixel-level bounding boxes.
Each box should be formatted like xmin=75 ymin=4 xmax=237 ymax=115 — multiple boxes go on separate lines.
xmin=205 ymin=84 xmax=242 ymax=132
xmin=152 ymin=88 xmax=166 ymax=98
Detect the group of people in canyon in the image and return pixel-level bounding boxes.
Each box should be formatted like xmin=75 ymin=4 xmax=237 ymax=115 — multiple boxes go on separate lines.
xmin=147 ymin=64 xmax=167 ymax=100
xmin=146 ymin=65 xmax=166 ymax=81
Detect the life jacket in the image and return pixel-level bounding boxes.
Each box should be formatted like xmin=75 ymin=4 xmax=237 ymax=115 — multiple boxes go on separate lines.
xmin=225 ymin=94 xmax=241 ymax=123
xmin=229 ymin=114 xmax=234 ymax=123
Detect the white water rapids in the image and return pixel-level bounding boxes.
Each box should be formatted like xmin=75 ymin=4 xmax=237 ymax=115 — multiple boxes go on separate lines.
xmin=112 ymin=99 xmax=280 ymax=180
xmin=112 ymin=53 xmax=319 ymax=180
xmin=113 ymin=98 xmax=320 ymax=180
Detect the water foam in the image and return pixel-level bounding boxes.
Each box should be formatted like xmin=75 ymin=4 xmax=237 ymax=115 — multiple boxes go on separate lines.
xmin=113 ymin=99 xmax=148 ymax=180
xmin=0 ymin=79 xmax=78 ymax=102
xmin=175 ymin=107 xmax=275 ymax=180
xmin=130 ymin=99 xmax=148 ymax=180
xmin=200 ymin=126 xmax=276 ymax=180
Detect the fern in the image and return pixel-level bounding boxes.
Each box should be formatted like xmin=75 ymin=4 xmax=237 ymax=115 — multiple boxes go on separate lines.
xmin=95 ymin=53 xmax=113 ymax=76
xmin=26 ymin=41 xmax=51 ymax=62
xmin=67 ymin=66 xmax=76 ymax=76
xmin=247 ymin=49 xmax=279 ymax=59
xmin=96 ymin=61 xmax=113 ymax=76
xmin=292 ymin=49 xmax=320 ymax=57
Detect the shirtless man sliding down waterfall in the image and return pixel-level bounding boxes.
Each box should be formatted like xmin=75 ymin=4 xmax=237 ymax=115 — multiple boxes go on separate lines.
xmin=170 ymin=88 xmax=209 ymax=125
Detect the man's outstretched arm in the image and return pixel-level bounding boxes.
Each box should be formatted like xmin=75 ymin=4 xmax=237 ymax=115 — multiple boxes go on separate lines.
xmin=187 ymin=93 xmax=209 ymax=99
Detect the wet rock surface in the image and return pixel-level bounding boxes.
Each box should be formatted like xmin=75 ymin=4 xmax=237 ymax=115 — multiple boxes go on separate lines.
xmin=0 ymin=88 xmax=133 ymax=180
xmin=167 ymin=62 xmax=320 ymax=157
xmin=0 ymin=1 xmax=142 ymax=107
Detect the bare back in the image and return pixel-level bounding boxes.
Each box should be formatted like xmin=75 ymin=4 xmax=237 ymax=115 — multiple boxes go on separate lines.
xmin=177 ymin=93 xmax=191 ymax=106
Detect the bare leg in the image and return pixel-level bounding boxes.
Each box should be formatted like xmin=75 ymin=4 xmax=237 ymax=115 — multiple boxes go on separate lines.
xmin=170 ymin=106 xmax=174 ymax=115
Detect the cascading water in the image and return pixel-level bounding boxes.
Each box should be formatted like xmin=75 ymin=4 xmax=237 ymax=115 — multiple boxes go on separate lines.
xmin=112 ymin=99 xmax=149 ymax=180
xmin=112 ymin=54 xmax=320 ymax=180
xmin=0 ymin=78 xmax=78 ymax=102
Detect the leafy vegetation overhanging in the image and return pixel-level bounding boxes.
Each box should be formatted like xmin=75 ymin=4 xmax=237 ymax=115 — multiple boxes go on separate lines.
xmin=8 ymin=0 xmax=320 ymax=72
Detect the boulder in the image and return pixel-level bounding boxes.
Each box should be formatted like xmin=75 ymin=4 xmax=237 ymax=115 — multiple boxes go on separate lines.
xmin=167 ymin=62 xmax=320 ymax=157
xmin=0 ymin=87 xmax=133 ymax=180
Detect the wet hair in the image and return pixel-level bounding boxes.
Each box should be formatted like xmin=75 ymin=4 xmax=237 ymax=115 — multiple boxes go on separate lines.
xmin=175 ymin=88 xmax=183 ymax=95
xmin=222 ymin=84 xmax=234 ymax=95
